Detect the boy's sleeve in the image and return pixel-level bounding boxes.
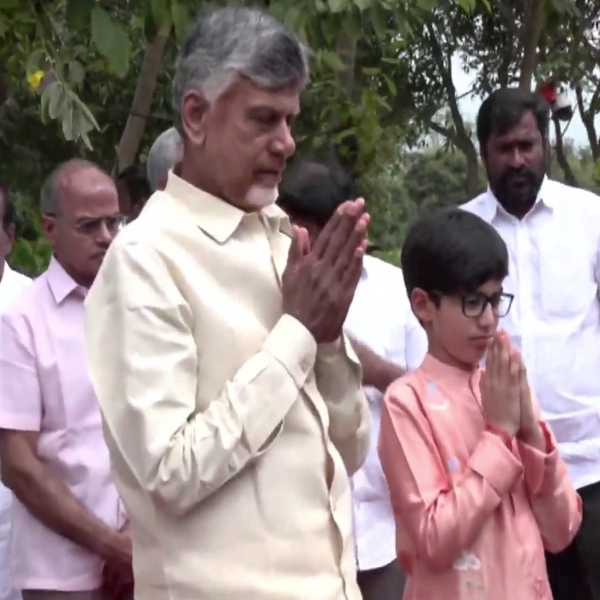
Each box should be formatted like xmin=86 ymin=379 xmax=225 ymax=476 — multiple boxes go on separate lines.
xmin=517 ymin=390 xmax=582 ymax=553
xmin=378 ymin=380 xmax=523 ymax=572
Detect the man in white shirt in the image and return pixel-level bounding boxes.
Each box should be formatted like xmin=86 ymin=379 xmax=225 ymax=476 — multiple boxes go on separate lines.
xmin=278 ymin=156 xmax=427 ymax=600
xmin=0 ymin=181 xmax=29 ymax=600
xmin=462 ymin=87 xmax=598 ymax=600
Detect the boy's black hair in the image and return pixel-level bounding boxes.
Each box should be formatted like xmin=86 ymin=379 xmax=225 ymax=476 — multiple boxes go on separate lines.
xmin=401 ymin=207 xmax=509 ymax=300
xmin=116 ymin=165 xmax=151 ymax=208
xmin=277 ymin=151 xmax=360 ymax=226
xmin=477 ymin=88 xmax=549 ymax=156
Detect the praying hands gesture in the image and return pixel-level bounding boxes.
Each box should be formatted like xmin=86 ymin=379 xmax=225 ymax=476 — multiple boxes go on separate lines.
xmin=282 ymin=198 xmax=369 ymax=344
xmin=480 ymin=331 xmax=545 ymax=448
xmin=480 ymin=331 xmax=522 ymax=438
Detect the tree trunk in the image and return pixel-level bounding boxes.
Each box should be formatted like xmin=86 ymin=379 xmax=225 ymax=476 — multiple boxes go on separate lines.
xmin=518 ymin=0 xmax=546 ymax=89
xmin=552 ymin=117 xmax=578 ymax=186
xmin=115 ymin=21 xmax=171 ymax=174
xmin=424 ymin=21 xmax=479 ymax=196
xmin=465 ymin=145 xmax=480 ymax=197
xmin=575 ymin=85 xmax=600 ymax=161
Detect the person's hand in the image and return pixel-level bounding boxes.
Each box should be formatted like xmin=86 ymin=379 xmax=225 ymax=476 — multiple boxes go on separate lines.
xmin=100 ymin=529 xmax=133 ymax=600
xmin=102 ymin=561 xmax=134 ymax=600
xmin=98 ymin=529 xmax=132 ymax=571
xmin=479 ymin=331 xmax=521 ymax=437
xmin=515 ymin=355 xmax=546 ymax=449
xmin=516 ymin=354 xmax=536 ymax=438
xmin=282 ymin=198 xmax=369 ymax=343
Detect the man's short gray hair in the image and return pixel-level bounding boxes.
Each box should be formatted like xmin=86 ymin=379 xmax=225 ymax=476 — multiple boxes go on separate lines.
xmin=40 ymin=159 xmax=98 ymax=216
xmin=172 ymin=7 xmax=309 ymax=133
xmin=147 ymin=127 xmax=182 ymax=192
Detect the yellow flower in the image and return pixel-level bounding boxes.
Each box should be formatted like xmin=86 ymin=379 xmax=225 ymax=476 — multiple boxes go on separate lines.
xmin=27 ymin=70 xmax=45 ymax=92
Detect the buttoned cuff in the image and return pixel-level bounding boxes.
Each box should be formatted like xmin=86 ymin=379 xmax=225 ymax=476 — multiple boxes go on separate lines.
xmin=262 ymin=315 xmax=317 ymax=389
xmin=518 ymin=421 xmax=559 ymax=496
xmin=470 ymin=431 xmax=523 ymax=496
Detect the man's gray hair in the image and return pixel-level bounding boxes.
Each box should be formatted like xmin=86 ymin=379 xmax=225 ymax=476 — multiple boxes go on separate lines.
xmin=172 ymin=7 xmax=309 ymax=133
xmin=40 ymin=159 xmax=98 ymax=216
xmin=147 ymin=127 xmax=182 ymax=192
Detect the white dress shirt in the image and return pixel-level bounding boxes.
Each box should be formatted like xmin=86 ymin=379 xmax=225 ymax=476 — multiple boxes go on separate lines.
xmin=345 ymin=255 xmax=427 ymax=571
xmin=462 ymin=177 xmax=600 ymax=490
xmin=0 ymin=262 xmax=30 ymax=600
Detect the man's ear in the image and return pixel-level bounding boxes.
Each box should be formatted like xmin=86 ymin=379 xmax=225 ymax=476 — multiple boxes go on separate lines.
xmin=181 ymin=89 xmax=209 ymax=147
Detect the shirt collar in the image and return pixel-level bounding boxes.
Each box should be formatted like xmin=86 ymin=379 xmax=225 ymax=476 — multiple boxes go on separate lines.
xmin=46 ymin=256 xmax=86 ymax=305
xmin=476 ymin=176 xmax=554 ymax=223
xmin=164 ymin=171 xmax=291 ymax=243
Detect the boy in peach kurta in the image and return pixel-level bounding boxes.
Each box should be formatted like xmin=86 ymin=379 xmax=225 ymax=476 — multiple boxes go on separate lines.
xmin=378 ymin=208 xmax=581 ymax=600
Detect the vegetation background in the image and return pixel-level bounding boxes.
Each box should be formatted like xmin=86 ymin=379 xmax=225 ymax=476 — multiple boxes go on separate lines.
xmin=2 ymin=0 xmax=599 ymax=275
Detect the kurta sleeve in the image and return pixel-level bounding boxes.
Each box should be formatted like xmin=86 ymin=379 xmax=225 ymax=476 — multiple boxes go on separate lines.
xmin=517 ymin=391 xmax=582 ymax=553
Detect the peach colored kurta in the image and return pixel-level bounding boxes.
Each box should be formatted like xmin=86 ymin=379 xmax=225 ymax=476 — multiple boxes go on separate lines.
xmin=379 ymin=354 xmax=582 ymax=600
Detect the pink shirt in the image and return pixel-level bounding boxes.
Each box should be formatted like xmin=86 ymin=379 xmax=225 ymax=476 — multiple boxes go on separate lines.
xmin=0 ymin=257 xmax=123 ymax=591
xmin=379 ymin=354 xmax=582 ymax=600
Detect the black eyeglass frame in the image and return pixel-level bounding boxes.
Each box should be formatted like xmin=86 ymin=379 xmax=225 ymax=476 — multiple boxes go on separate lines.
xmin=430 ymin=290 xmax=515 ymax=319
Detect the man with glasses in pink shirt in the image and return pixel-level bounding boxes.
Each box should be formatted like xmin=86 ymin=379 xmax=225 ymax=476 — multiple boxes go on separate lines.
xmin=0 ymin=160 xmax=131 ymax=600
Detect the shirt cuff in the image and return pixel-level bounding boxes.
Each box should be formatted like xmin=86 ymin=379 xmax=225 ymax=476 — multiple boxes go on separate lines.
xmin=262 ymin=315 xmax=317 ymax=389
xmin=318 ymin=337 xmax=343 ymax=357
xmin=470 ymin=431 xmax=523 ymax=496
xmin=518 ymin=421 xmax=559 ymax=496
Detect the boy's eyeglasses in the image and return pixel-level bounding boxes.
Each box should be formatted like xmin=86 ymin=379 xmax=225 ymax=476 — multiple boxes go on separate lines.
xmin=459 ymin=291 xmax=514 ymax=318
xmin=431 ymin=290 xmax=515 ymax=318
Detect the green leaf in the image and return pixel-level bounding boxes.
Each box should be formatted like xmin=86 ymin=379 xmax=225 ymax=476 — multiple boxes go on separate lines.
xmin=151 ymin=0 xmax=170 ymax=27
xmin=66 ymin=60 xmax=85 ymax=89
xmin=108 ymin=29 xmax=131 ymax=78
xmin=328 ymin=0 xmax=349 ymax=13
xmin=91 ymin=7 xmax=131 ymax=78
xmin=65 ymin=0 xmax=94 ymax=31
xmin=321 ymin=50 xmax=346 ymax=71
xmin=91 ymin=7 xmax=115 ymax=58
xmin=26 ymin=48 xmax=45 ymax=76
xmin=143 ymin=3 xmax=158 ymax=41
xmin=345 ymin=7 xmax=363 ymax=37
xmin=171 ymin=0 xmax=189 ymax=43
xmin=416 ymin=0 xmax=439 ymax=10
xmin=354 ymin=0 xmax=372 ymax=10
xmin=369 ymin=3 xmax=389 ymax=36
xmin=47 ymin=81 xmax=66 ymax=120
xmin=61 ymin=104 xmax=76 ymax=141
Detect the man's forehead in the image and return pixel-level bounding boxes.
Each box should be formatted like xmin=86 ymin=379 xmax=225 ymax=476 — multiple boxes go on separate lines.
xmin=236 ymin=77 xmax=300 ymax=113
xmin=492 ymin=112 xmax=539 ymax=142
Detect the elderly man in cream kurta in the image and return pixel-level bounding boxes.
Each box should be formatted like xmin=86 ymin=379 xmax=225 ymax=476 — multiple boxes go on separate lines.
xmin=85 ymin=8 xmax=370 ymax=600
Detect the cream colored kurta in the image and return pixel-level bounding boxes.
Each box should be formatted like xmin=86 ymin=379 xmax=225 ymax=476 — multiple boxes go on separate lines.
xmin=84 ymin=172 xmax=370 ymax=600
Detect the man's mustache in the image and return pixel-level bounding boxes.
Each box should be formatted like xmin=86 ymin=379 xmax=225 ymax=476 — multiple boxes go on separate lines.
xmin=500 ymin=168 xmax=537 ymax=184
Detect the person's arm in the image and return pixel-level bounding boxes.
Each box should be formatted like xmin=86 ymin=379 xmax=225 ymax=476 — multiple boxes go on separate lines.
xmin=0 ymin=316 xmax=124 ymax=562
xmin=517 ymin=392 xmax=582 ymax=553
xmin=378 ymin=381 xmax=523 ymax=572
xmin=315 ymin=337 xmax=370 ymax=474
xmin=350 ymin=337 xmax=404 ymax=393
xmin=85 ymin=239 xmax=318 ymax=517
